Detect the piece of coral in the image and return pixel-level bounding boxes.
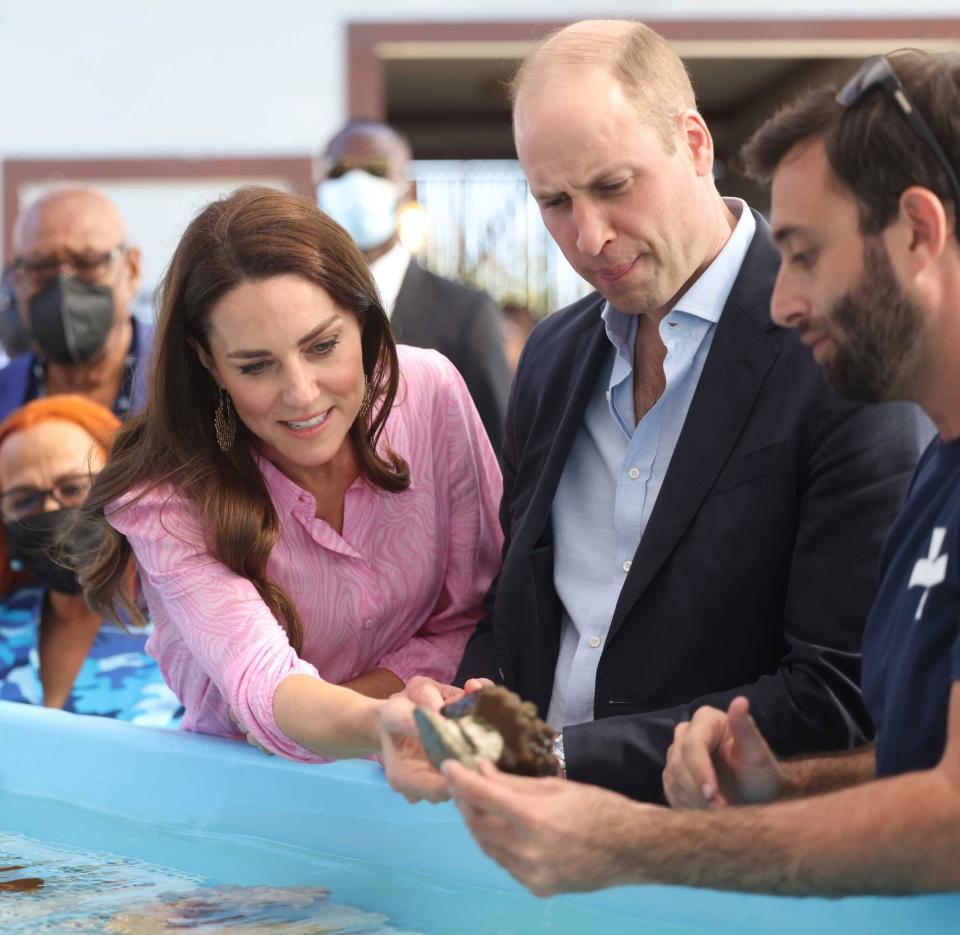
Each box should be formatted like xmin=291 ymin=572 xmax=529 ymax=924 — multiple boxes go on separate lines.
xmin=415 ymin=685 xmax=560 ymax=776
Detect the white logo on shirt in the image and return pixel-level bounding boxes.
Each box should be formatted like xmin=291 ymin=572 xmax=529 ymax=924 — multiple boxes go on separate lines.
xmin=908 ymin=527 xmax=949 ymax=620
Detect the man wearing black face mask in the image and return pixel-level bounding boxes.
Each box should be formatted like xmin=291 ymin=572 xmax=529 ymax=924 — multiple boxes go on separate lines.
xmin=318 ymin=120 xmax=511 ymax=453
xmin=0 ymin=188 xmax=152 ymax=422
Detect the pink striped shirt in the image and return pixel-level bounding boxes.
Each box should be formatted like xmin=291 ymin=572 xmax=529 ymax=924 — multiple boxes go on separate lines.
xmin=108 ymin=346 xmax=503 ymax=762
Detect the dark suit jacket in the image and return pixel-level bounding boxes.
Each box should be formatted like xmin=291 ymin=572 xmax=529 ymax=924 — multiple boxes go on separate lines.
xmin=456 ymin=214 xmax=930 ymax=802
xmin=391 ymin=259 xmax=510 ymax=454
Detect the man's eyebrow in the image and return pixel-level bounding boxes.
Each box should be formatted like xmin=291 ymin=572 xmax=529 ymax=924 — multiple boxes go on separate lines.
xmin=226 ymin=315 xmax=340 ymax=359
xmin=532 ymin=167 xmax=632 ymax=201
xmin=772 ymin=225 xmax=807 ymax=246
xmin=531 ymin=186 xmax=564 ymax=202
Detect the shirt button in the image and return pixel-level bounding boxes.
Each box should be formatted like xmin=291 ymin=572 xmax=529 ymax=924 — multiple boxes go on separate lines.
xmin=622 ymin=560 xmax=632 ymax=572
xmin=588 ymin=635 xmax=602 ymax=649
xmin=363 ymin=618 xmax=376 ymax=630
xmin=628 ymin=467 xmax=641 ymax=480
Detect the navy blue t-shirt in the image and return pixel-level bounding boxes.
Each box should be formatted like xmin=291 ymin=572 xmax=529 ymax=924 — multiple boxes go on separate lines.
xmin=862 ymin=435 xmax=960 ymax=777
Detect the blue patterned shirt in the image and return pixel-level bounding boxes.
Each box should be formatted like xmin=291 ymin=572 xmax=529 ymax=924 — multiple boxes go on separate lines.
xmin=0 ymin=587 xmax=182 ymax=727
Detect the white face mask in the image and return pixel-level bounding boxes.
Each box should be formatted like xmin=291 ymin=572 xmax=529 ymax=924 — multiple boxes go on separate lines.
xmin=317 ymin=169 xmax=401 ymax=251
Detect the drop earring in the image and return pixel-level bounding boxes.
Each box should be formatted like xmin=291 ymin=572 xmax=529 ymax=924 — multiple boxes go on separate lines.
xmin=357 ymin=377 xmax=373 ymax=420
xmin=214 ymin=386 xmax=237 ymax=451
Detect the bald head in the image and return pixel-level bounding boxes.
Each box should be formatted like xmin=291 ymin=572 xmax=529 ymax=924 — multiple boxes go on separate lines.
xmin=13 ymin=188 xmax=128 ymax=258
xmin=512 ymin=19 xmax=695 ymax=149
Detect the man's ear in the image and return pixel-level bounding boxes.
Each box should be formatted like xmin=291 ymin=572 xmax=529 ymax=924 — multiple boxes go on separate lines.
xmin=891 ymin=186 xmax=950 ymax=276
xmin=187 ymin=336 xmax=221 ymax=387
xmin=680 ymin=110 xmax=715 ymax=178
xmin=122 ymin=245 xmax=143 ymax=295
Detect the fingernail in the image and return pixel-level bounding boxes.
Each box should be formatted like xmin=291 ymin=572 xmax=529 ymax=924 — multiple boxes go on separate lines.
xmin=702 ymin=783 xmax=714 ymax=800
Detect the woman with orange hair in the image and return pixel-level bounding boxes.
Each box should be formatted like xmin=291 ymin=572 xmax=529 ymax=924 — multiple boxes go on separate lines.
xmin=0 ymin=394 xmax=181 ymax=725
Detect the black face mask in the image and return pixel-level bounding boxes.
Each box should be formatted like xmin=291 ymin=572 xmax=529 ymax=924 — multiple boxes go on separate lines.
xmin=28 ymin=275 xmax=114 ymax=365
xmin=4 ymin=508 xmax=82 ymax=594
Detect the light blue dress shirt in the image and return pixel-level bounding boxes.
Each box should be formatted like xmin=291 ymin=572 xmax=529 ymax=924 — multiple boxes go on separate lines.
xmin=547 ymin=199 xmax=757 ymax=730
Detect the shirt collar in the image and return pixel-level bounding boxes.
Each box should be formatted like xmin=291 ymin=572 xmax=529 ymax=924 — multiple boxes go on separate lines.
xmin=601 ymin=301 xmax=637 ymax=368
xmin=256 ymin=452 xmax=306 ymax=520
xmin=671 ymin=197 xmax=755 ymax=324
xmin=369 ymin=241 xmax=412 ymax=318
xmin=601 ymin=197 xmax=757 ymax=348
xmin=255 ymin=451 xmax=366 ymax=520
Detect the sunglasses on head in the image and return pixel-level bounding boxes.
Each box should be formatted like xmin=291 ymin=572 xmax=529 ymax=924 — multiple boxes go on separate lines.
xmin=836 ymin=54 xmax=960 ymax=236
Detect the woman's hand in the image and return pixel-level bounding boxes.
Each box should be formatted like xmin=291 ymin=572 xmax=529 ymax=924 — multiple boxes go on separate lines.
xmin=379 ymin=694 xmax=451 ymax=803
xmin=378 ymin=676 xmax=494 ymax=802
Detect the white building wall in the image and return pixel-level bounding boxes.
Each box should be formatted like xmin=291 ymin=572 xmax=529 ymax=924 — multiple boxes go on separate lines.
xmin=0 ymin=1 xmax=955 ymax=279
xmin=1 ymin=0 xmax=957 ymax=159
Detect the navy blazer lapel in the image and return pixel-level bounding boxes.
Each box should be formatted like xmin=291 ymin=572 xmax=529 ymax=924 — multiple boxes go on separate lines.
xmin=520 ymin=311 xmax=610 ymax=547
xmin=609 ymin=218 xmax=782 ymax=638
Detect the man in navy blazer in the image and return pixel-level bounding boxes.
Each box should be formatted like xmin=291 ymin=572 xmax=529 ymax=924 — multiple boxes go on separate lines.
xmin=441 ymin=21 xmax=929 ymax=804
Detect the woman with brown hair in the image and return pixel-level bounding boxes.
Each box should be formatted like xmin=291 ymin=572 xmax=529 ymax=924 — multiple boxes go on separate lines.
xmin=77 ymin=186 xmax=502 ymax=761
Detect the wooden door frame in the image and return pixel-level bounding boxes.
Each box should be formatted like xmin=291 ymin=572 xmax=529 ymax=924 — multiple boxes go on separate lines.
xmin=2 ymin=156 xmax=313 ymax=262
xmin=348 ymin=18 xmax=960 ymax=118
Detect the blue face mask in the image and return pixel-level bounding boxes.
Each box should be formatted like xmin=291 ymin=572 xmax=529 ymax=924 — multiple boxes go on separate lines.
xmin=317 ymin=170 xmax=401 ymax=251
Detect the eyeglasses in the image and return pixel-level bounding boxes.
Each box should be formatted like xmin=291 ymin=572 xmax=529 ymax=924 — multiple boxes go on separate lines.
xmin=325 ymin=158 xmax=392 ymax=181
xmin=0 ymin=474 xmax=95 ymax=522
xmin=12 ymin=245 xmax=125 ymax=288
xmin=836 ymin=55 xmax=960 ymax=235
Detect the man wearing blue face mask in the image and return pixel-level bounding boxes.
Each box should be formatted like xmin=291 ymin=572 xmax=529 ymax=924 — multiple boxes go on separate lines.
xmin=317 ymin=120 xmax=510 ymax=453
xmin=0 ymin=188 xmax=152 ymax=423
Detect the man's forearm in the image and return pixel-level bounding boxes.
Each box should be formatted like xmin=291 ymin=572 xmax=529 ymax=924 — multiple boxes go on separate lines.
xmin=778 ymin=744 xmax=876 ymax=799
xmin=614 ymin=766 xmax=960 ymax=895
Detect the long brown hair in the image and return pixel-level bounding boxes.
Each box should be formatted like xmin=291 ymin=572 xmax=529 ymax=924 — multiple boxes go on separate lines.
xmin=78 ymin=186 xmax=409 ymax=653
